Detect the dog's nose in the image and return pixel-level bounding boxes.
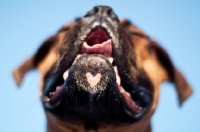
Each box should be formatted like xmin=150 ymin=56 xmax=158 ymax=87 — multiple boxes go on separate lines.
xmin=84 ymin=6 xmax=119 ymax=21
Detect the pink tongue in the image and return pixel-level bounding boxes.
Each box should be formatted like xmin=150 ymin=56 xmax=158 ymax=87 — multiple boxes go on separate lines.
xmin=81 ymin=39 xmax=112 ymax=57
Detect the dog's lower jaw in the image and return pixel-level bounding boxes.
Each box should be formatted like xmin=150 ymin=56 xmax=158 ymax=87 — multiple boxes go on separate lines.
xmin=43 ymin=55 xmax=152 ymax=124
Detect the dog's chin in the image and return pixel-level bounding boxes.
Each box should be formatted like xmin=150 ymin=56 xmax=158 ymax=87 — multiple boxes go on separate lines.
xmin=43 ymin=28 xmax=151 ymax=123
xmin=62 ymin=54 xmax=120 ymax=120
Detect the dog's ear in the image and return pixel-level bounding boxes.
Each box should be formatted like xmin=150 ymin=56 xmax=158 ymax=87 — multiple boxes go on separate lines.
xmin=151 ymin=41 xmax=193 ymax=106
xmin=12 ymin=22 xmax=75 ymax=87
xmin=13 ymin=36 xmax=57 ymax=86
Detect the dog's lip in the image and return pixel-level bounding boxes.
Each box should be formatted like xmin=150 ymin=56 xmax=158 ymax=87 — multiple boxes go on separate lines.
xmin=119 ymin=85 xmax=146 ymax=118
xmin=43 ymin=85 xmax=63 ymax=108
xmin=114 ymin=66 xmax=147 ymax=118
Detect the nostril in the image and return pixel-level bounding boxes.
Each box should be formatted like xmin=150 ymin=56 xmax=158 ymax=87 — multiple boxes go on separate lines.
xmin=94 ymin=7 xmax=99 ymax=14
xmin=84 ymin=6 xmax=119 ymax=21
xmin=107 ymin=9 xmax=112 ymax=16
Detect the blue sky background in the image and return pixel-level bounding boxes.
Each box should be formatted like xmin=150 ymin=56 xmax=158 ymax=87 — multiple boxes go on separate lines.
xmin=0 ymin=1 xmax=200 ymax=132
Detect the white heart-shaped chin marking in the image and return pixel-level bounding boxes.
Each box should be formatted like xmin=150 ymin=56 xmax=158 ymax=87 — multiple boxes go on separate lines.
xmin=86 ymin=72 xmax=102 ymax=88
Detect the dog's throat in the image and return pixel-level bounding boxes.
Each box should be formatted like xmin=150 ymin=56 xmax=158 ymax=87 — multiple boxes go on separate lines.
xmin=86 ymin=29 xmax=109 ymax=46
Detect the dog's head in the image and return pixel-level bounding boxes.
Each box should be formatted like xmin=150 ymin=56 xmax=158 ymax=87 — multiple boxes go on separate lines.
xmin=13 ymin=6 xmax=192 ymax=131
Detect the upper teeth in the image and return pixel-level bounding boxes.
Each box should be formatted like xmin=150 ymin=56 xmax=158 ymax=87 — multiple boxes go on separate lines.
xmin=63 ymin=70 xmax=69 ymax=80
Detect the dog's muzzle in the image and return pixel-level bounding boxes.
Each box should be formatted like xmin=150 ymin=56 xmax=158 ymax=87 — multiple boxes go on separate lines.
xmin=43 ymin=6 xmax=152 ymax=123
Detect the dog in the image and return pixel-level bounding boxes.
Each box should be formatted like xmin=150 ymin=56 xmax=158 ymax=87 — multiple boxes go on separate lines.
xmin=13 ymin=6 xmax=192 ymax=132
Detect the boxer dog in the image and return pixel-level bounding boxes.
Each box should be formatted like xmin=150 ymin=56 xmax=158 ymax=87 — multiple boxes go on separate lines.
xmin=13 ymin=6 xmax=192 ymax=132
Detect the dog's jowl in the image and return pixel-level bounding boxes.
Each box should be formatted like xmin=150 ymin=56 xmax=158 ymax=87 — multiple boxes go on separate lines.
xmin=13 ymin=6 xmax=192 ymax=132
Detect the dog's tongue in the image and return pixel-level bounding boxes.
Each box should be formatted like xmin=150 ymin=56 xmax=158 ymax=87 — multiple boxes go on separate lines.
xmin=81 ymin=39 xmax=112 ymax=57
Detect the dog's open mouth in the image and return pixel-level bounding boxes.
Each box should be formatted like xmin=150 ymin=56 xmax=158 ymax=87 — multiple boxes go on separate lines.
xmin=43 ymin=27 xmax=151 ymax=120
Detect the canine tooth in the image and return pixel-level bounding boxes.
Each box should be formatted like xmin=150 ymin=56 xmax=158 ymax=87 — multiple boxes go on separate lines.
xmin=108 ymin=57 xmax=114 ymax=64
xmin=49 ymin=92 xmax=55 ymax=98
xmin=63 ymin=70 xmax=69 ymax=80
xmin=123 ymin=106 xmax=135 ymax=118
xmin=123 ymin=106 xmax=143 ymax=119
xmin=138 ymin=107 xmax=142 ymax=110
xmin=76 ymin=54 xmax=81 ymax=59
xmin=114 ymin=66 xmax=121 ymax=86
xmin=136 ymin=107 xmax=143 ymax=114
xmin=43 ymin=96 xmax=50 ymax=103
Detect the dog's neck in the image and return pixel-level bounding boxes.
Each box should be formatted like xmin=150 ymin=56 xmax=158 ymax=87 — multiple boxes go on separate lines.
xmin=46 ymin=112 xmax=151 ymax=132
